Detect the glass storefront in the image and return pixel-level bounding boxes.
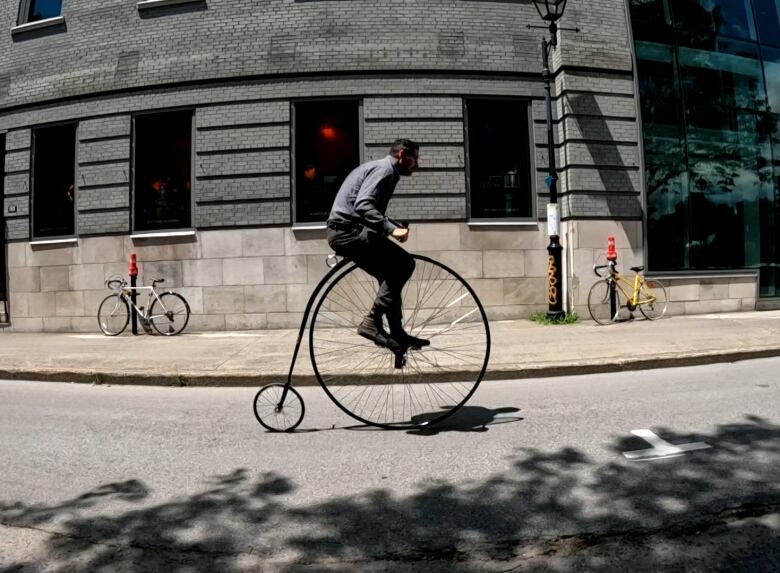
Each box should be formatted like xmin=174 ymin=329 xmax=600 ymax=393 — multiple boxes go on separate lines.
xmin=629 ymin=0 xmax=780 ymax=296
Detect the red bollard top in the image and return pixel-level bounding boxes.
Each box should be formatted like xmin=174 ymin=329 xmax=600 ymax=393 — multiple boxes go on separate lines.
xmin=606 ymin=236 xmax=618 ymax=262
xmin=128 ymin=252 xmax=138 ymax=277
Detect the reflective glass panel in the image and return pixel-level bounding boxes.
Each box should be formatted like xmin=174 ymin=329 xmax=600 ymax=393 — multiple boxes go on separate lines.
xmin=753 ymin=0 xmax=780 ymax=47
xmin=673 ymin=0 xmax=757 ymax=47
xmin=628 ymin=0 xmax=674 ymax=43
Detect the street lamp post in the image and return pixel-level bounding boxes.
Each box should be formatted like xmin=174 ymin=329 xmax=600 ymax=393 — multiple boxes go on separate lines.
xmin=529 ymin=0 xmax=577 ymax=319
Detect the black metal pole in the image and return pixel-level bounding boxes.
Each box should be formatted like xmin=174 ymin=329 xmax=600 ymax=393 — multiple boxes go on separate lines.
xmin=542 ymin=28 xmax=565 ymax=320
xmin=129 ymin=252 xmax=138 ymax=335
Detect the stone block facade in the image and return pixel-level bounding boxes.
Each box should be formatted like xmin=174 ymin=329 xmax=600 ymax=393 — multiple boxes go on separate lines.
xmin=0 ymin=0 xmax=761 ymax=331
xmin=2 ymin=221 xmax=757 ymax=332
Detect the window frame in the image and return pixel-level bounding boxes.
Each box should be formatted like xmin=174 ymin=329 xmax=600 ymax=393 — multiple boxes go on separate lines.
xmin=130 ymin=107 xmax=195 ymax=234
xmin=30 ymin=121 xmax=78 ymax=241
xmin=464 ymin=96 xmax=537 ymax=224
xmin=16 ymin=0 xmax=64 ymax=26
xmin=291 ymin=97 xmax=364 ymax=227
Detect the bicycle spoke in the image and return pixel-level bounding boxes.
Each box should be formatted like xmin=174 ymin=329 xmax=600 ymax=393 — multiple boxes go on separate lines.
xmin=310 ymin=257 xmax=489 ymax=428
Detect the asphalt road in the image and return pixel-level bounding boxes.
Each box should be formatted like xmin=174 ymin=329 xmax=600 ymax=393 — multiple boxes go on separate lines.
xmin=1 ymin=358 xmax=779 ymax=571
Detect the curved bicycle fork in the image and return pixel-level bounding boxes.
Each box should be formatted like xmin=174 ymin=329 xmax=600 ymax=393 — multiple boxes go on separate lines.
xmin=274 ymin=254 xmax=351 ymax=411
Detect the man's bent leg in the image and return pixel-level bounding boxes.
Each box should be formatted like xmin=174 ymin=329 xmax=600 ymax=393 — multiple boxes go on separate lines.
xmin=330 ymin=229 xmax=404 ymax=352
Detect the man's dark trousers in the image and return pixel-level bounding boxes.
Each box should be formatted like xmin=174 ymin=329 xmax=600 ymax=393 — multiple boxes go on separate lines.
xmin=326 ymin=225 xmax=415 ymax=318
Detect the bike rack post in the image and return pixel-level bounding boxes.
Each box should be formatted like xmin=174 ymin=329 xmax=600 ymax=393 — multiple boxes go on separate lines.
xmin=606 ymin=236 xmax=618 ymax=319
xmin=129 ymin=252 xmax=138 ymax=335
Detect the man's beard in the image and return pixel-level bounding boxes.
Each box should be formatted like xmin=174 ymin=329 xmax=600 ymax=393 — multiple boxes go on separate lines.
xmin=397 ymin=164 xmax=413 ymax=176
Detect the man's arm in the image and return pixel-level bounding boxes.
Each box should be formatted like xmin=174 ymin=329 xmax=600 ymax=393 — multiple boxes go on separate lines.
xmin=354 ymin=166 xmax=397 ymax=235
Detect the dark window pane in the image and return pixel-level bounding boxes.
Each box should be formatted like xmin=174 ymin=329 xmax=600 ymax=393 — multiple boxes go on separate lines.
xmin=764 ymin=48 xmax=780 ymax=112
xmin=754 ymin=0 xmax=780 ymax=47
xmin=645 ymin=134 xmax=689 ymax=270
xmin=467 ymin=100 xmax=532 ymax=219
xmin=636 ymin=44 xmax=683 ymax=127
xmin=679 ymin=47 xmax=765 ymax=112
xmin=134 ymin=111 xmax=192 ymax=231
xmin=673 ymin=0 xmax=756 ymax=47
xmin=294 ymin=100 xmax=360 ymax=223
xmin=26 ymin=0 xmax=62 ymax=22
xmin=0 ymin=134 xmax=5 ymax=301
xmin=686 ymin=112 xmax=773 ymax=268
xmin=32 ymin=124 xmax=76 ymax=238
xmin=628 ymin=0 xmax=674 ymax=43
xmin=767 ymin=112 xmax=780 ymax=295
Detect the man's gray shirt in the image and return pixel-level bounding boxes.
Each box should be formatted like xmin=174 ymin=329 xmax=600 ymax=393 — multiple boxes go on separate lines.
xmin=328 ymin=156 xmax=400 ymax=235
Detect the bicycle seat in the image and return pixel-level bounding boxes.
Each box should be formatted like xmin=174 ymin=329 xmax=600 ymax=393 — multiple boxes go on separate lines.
xmin=151 ymin=278 xmax=165 ymax=285
xmin=630 ymin=266 xmax=644 ymax=273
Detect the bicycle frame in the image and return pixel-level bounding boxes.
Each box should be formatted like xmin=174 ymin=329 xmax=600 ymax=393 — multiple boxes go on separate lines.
xmin=277 ymin=255 xmax=351 ymax=408
xmin=600 ymin=262 xmax=657 ymax=311
xmin=111 ymin=283 xmax=169 ymax=322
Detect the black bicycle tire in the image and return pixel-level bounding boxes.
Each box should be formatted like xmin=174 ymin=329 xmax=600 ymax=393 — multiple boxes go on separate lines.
xmin=587 ymin=278 xmax=625 ymax=325
xmin=309 ymin=254 xmax=491 ymax=430
xmin=97 ymin=294 xmax=130 ymax=336
xmin=639 ymin=278 xmax=668 ymax=320
xmin=253 ymin=384 xmax=305 ymax=432
xmin=149 ymin=292 xmax=191 ymax=336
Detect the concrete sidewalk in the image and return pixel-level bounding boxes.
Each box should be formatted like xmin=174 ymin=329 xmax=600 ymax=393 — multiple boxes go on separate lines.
xmin=1 ymin=310 xmax=779 ymax=386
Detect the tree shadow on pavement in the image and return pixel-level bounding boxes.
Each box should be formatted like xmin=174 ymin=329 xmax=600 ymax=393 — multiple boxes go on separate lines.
xmin=2 ymin=416 xmax=780 ymax=572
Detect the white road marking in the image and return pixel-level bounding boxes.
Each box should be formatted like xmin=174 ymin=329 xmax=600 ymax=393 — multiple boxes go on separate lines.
xmin=622 ymin=429 xmax=711 ymax=461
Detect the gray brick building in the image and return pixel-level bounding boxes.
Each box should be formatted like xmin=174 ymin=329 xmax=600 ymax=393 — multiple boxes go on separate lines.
xmin=0 ymin=0 xmax=761 ymax=332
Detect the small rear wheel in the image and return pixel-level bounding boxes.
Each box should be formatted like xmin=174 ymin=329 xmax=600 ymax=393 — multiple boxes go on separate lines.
xmin=149 ymin=292 xmax=190 ymax=335
xmin=639 ymin=278 xmax=668 ymax=320
xmin=97 ymin=294 xmax=130 ymax=336
xmin=253 ymin=384 xmax=305 ymax=432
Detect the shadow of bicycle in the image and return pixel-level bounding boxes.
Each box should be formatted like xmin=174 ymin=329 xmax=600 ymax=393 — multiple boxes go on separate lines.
xmin=406 ymin=405 xmax=523 ymax=435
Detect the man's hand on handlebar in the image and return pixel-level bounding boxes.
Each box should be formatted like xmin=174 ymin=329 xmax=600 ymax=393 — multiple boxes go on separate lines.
xmin=391 ymin=227 xmax=409 ymax=243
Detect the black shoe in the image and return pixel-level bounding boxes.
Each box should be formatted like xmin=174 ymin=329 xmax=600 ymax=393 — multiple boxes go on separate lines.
xmin=393 ymin=331 xmax=430 ymax=349
xmin=357 ymin=316 xmax=403 ymax=352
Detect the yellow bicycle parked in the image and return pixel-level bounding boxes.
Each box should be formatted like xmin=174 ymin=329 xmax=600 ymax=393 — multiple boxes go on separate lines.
xmin=587 ymin=261 xmax=668 ymax=325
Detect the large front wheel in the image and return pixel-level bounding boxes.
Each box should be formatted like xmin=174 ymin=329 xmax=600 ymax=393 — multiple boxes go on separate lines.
xmin=309 ymin=255 xmax=491 ymax=429
xmin=149 ymin=292 xmax=191 ymax=335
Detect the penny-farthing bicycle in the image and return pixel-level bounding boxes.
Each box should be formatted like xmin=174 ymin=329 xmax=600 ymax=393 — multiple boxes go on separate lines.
xmin=253 ymin=251 xmax=491 ymax=431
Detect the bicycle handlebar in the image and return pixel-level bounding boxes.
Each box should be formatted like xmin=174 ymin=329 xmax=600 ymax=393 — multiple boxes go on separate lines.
xmin=105 ymin=275 xmax=127 ymax=290
xmin=593 ymin=261 xmax=617 ymax=278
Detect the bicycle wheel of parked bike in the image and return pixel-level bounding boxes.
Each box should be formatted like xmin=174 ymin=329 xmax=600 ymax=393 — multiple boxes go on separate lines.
xmin=149 ymin=292 xmax=191 ymax=335
xmin=587 ymin=279 xmax=628 ymax=325
xmin=309 ymin=254 xmax=490 ymax=429
xmin=639 ymin=278 xmax=668 ymax=321
xmin=97 ymin=294 xmax=130 ymax=336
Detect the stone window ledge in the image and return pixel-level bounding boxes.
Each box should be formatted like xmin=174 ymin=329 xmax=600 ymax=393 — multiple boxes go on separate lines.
xmin=137 ymin=0 xmax=203 ymax=9
xmin=30 ymin=237 xmax=78 ymax=247
xmin=467 ymin=220 xmax=539 ymax=227
xmin=11 ymin=16 xmax=65 ymax=36
xmin=130 ymin=230 xmax=196 ymax=240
